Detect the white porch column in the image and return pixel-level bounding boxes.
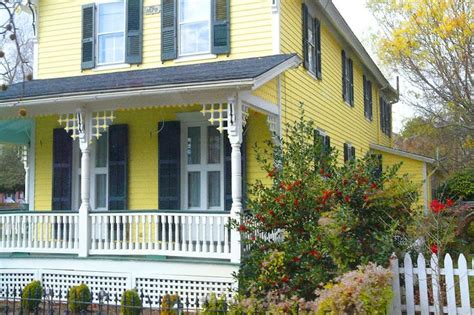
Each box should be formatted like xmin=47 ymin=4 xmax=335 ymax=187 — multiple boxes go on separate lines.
xmin=78 ymin=112 xmax=91 ymax=257
xmin=227 ymin=97 xmax=243 ymax=264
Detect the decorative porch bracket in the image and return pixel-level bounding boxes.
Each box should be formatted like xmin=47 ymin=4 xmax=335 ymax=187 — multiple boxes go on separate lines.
xmin=266 ymin=114 xmax=280 ymax=143
xmin=201 ymin=99 xmax=247 ymax=263
xmin=58 ymin=110 xmax=115 ymax=257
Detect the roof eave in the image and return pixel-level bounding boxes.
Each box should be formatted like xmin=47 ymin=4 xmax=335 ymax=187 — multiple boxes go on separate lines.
xmin=370 ymin=144 xmax=436 ymax=164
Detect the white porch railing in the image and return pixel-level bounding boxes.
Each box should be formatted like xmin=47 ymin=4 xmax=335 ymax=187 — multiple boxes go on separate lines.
xmin=0 ymin=212 xmax=80 ymax=253
xmin=0 ymin=211 xmax=233 ymax=259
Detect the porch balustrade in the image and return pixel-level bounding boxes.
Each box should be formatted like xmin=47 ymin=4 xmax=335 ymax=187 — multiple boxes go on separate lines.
xmin=0 ymin=211 xmax=234 ymax=260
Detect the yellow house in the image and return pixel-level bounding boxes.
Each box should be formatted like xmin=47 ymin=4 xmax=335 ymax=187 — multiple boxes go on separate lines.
xmin=0 ymin=0 xmax=433 ymax=305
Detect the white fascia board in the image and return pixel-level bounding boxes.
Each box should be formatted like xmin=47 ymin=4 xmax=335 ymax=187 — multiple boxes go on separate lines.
xmin=370 ymin=143 xmax=435 ymax=164
xmin=253 ymin=55 xmax=301 ymax=89
xmin=314 ymin=0 xmax=398 ymax=99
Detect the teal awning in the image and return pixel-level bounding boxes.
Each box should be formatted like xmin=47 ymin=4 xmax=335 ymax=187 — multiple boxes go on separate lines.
xmin=0 ymin=119 xmax=33 ymax=145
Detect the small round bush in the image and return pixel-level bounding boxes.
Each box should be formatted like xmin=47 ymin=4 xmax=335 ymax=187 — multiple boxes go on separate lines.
xmin=120 ymin=290 xmax=142 ymax=315
xmin=68 ymin=284 xmax=91 ymax=313
xmin=21 ymin=280 xmax=43 ymax=312
xmin=160 ymin=294 xmax=180 ymax=315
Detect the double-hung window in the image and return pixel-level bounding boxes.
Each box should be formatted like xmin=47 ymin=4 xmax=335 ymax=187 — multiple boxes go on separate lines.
xmin=342 ymin=50 xmax=354 ymax=106
xmin=343 ymin=143 xmax=356 ymax=163
xmin=178 ymin=0 xmax=211 ymax=56
xmin=183 ymin=124 xmax=224 ymax=210
xmin=363 ymin=75 xmax=373 ymax=120
xmin=97 ymin=0 xmax=126 ymax=65
xmin=302 ymin=4 xmax=322 ymax=78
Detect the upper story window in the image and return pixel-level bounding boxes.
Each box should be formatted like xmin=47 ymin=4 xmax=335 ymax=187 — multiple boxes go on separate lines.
xmin=302 ymin=4 xmax=322 ymax=79
xmin=342 ymin=50 xmax=354 ymax=106
xmin=97 ymin=0 xmax=126 ymax=65
xmin=179 ymin=0 xmax=211 ymax=56
xmin=363 ymin=75 xmax=373 ymax=120
xmin=380 ymin=97 xmax=392 ymax=137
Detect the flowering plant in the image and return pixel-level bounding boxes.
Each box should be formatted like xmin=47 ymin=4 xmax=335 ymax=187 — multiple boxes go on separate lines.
xmin=234 ymin=107 xmax=418 ymax=300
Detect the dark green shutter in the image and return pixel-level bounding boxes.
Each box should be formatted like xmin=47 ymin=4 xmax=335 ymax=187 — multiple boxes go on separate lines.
xmin=224 ymin=130 xmax=247 ymax=211
xmin=343 ymin=143 xmax=349 ymax=163
xmin=52 ymin=129 xmax=73 ymax=210
xmin=351 ymin=146 xmax=356 ymax=160
xmin=161 ymin=0 xmax=177 ymax=61
xmin=368 ymin=80 xmax=373 ymax=119
xmin=349 ymin=59 xmax=354 ymax=106
xmin=211 ymin=0 xmax=230 ymax=54
xmin=302 ymin=4 xmax=309 ymax=70
xmin=324 ymin=135 xmax=331 ymax=154
xmin=108 ymin=125 xmax=128 ymax=210
xmin=81 ymin=4 xmax=95 ymax=70
xmin=126 ymin=0 xmax=143 ymax=64
xmin=342 ymin=50 xmax=346 ymax=100
xmin=315 ymin=18 xmax=322 ymax=78
xmin=158 ymin=121 xmax=180 ymax=210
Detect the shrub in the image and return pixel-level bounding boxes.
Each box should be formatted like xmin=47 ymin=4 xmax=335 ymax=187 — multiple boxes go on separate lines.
xmin=68 ymin=284 xmax=91 ymax=313
xmin=120 ymin=290 xmax=142 ymax=315
xmin=202 ymin=293 xmax=227 ymax=314
xmin=436 ymin=169 xmax=474 ymax=201
xmin=315 ymin=263 xmax=393 ymax=314
xmin=235 ymin=106 xmax=418 ymax=299
xmin=21 ymin=280 xmax=43 ymax=312
xmin=160 ymin=294 xmax=180 ymax=315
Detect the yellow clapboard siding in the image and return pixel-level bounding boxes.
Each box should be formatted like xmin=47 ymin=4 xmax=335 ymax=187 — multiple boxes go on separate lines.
xmin=246 ymin=110 xmax=272 ymax=188
xmin=280 ymin=0 xmax=391 ymax=166
xmin=37 ymin=0 xmax=273 ymax=79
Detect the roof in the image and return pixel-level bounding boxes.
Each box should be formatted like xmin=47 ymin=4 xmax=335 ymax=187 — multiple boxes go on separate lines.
xmin=370 ymin=144 xmax=436 ymax=164
xmin=0 ymin=54 xmax=298 ymax=103
xmin=315 ymin=0 xmax=398 ymax=100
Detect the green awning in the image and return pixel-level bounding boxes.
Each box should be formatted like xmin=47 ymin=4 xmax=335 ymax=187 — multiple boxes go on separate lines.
xmin=0 ymin=119 xmax=33 ymax=145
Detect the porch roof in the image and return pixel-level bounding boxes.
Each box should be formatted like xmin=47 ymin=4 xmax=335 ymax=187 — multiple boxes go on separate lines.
xmin=0 ymin=54 xmax=298 ymax=103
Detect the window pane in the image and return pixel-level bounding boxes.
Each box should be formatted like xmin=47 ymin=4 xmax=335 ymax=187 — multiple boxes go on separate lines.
xmin=96 ymin=133 xmax=108 ymax=167
xmin=187 ymin=127 xmax=201 ymax=164
xmin=180 ymin=22 xmax=210 ymax=55
xmin=179 ymin=0 xmax=210 ymax=23
xmin=95 ymin=174 xmax=107 ymax=209
xmin=98 ymin=33 xmax=125 ymax=64
xmin=207 ymin=126 xmax=221 ymax=164
xmin=207 ymin=171 xmax=220 ymax=208
xmin=99 ymin=1 xmax=125 ymax=33
xmin=188 ymin=172 xmax=201 ymax=208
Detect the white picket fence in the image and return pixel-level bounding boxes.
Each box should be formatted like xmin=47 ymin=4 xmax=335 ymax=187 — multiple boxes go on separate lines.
xmin=390 ymin=253 xmax=474 ymax=315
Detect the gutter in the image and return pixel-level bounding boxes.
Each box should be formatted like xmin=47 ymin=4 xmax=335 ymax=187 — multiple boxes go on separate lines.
xmin=370 ymin=143 xmax=436 ymax=164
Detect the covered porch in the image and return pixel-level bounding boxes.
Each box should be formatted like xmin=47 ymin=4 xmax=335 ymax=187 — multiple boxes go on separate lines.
xmin=0 ymin=54 xmax=299 ymax=262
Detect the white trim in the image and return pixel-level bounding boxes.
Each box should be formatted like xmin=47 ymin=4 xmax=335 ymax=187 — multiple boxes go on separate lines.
xmin=92 ymin=63 xmax=131 ymax=72
xmin=174 ymin=53 xmax=217 ymax=63
xmin=28 ymin=121 xmax=36 ymax=211
xmin=271 ymin=0 xmax=280 ymax=54
xmin=370 ymin=144 xmax=435 ymax=164
xmin=239 ymin=91 xmax=279 ymax=115
xmin=32 ymin=39 xmax=39 ymax=80
xmin=422 ymin=162 xmax=428 ymax=214
xmin=253 ymin=55 xmax=301 ymax=89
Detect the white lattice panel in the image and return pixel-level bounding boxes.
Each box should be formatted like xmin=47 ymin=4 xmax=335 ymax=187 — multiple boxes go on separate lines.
xmin=136 ymin=276 xmax=234 ymax=307
xmin=0 ymin=271 xmax=36 ymax=298
xmin=41 ymin=270 xmax=129 ymax=302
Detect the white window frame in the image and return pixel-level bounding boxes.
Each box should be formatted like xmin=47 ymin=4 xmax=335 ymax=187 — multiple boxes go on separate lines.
xmin=178 ymin=0 xmax=212 ymax=57
xmin=96 ymin=0 xmax=127 ymax=66
xmin=72 ymin=134 xmax=109 ymax=211
xmin=180 ymin=116 xmax=225 ymax=211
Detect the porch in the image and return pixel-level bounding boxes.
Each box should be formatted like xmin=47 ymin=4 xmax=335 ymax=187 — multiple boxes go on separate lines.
xmin=0 ymin=210 xmax=233 ymax=259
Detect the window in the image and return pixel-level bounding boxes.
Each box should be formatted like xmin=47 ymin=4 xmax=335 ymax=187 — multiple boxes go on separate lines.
xmin=371 ymin=154 xmax=383 ymax=179
xmin=380 ymin=97 xmax=392 ymax=136
xmin=97 ymin=0 xmax=126 ymax=65
xmin=342 ymin=50 xmax=354 ymax=106
xmin=183 ymin=124 xmax=224 ymax=210
xmin=343 ymin=143 xmax=356 ymax=163
xmin=314 ymin=129 xmax=331 ymax=155
xmin=73 ymin=133 xmax=109 ymax=211
xmin=303 ymin=4 xmax=321 ymax=78
xmin=179 ymin=0 xmax=211 ymax=56
xmin=363 ymin=75 xmax=373 ymax=120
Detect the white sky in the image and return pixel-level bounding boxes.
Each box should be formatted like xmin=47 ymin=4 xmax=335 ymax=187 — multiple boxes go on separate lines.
xmin=332 ymin=0 xmax=415 ymax=133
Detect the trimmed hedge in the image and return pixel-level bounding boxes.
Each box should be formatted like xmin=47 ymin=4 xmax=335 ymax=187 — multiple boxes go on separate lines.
xmin=120 ymin=290 xmax=142 ymax=315
xmin=68 ymin=284 xmax=91 ymax=313
xmin=21 ymin=281 xmax=43 ymax=312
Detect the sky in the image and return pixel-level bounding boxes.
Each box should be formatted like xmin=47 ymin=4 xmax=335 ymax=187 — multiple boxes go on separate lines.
xmin=332 ymin=0 xmax=415 ymax=133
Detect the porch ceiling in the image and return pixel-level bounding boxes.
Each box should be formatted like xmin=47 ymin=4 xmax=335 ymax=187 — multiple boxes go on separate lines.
xmin=0 ymin=54 xmax=299 ymax=118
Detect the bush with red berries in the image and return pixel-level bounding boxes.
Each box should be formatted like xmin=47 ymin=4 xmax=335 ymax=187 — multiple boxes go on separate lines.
xmin=234 ymin=107 xmax=419 ymax=300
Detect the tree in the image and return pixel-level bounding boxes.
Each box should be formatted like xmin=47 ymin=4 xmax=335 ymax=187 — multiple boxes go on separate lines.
xmin=0 ymin=144 xmax=25 ymax=193
xmin=368 ymin=0 xmax=473 ymax=172
xmin=0 ymin=1 xmax=36 ymax=88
